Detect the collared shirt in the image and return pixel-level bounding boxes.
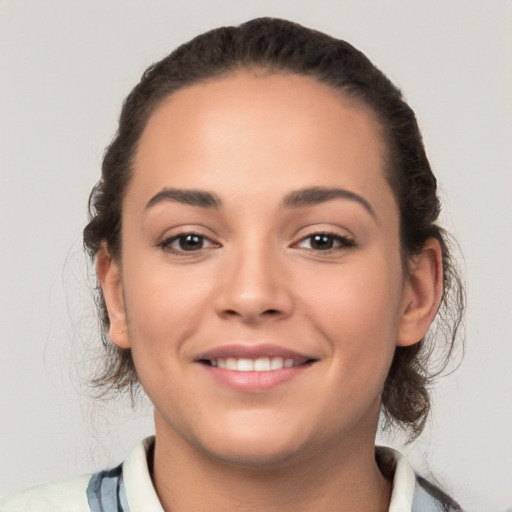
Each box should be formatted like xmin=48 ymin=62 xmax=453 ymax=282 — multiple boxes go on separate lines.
xmin=0 ymin=437 xmax=461 ymax=511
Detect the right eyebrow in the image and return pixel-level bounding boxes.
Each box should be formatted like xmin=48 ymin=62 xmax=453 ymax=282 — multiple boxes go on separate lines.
xmin=145 ymin=187 xmax=222 ymax=210
xmin=282 ymin=187 xmax=377 ymax=220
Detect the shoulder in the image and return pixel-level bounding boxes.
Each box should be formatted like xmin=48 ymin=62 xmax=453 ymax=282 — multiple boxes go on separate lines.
xmin=0 ymin=437 xmax=160 ymax=512
xmin=0 ymin=473 xmax=91 ymax=512
xmin=413 ymin=475 xmax=463 ymax=512
xmin=376 ymin=446 xmax=463 ymax=512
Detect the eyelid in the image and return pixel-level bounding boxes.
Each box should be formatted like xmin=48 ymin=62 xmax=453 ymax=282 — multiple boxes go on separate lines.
xmin=292 ymin=231 xmax=356 ymax=252
xmin=157 ymin=230 xmax=221 ymax=255
xmin=154 ymin=223 xmax=220 ymax=245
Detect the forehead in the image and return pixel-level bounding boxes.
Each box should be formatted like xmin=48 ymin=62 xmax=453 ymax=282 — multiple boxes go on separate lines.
xmin=130 ymin=70 xmax=393 ymax=212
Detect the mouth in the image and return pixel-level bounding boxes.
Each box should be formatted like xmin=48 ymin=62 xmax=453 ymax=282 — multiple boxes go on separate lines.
xmin=199 ymin=356 xmax=313 ymax=372
xmin=194 ymin=344 xmax=317 ymax=392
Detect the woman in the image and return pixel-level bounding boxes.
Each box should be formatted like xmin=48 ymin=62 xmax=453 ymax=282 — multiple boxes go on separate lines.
xmin=1 ymin=17 xmax=464 ymax=511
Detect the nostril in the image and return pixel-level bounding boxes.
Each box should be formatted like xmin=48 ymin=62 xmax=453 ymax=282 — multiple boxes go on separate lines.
xmin=221 ymin=308 xmax=282 ymax=320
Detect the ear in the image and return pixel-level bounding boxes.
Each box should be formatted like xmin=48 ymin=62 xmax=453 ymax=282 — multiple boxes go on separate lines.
xmin=96 ymin=241 xmax=130 ymax=349
xmin=397 ymin=238 xmax=444 ymax=347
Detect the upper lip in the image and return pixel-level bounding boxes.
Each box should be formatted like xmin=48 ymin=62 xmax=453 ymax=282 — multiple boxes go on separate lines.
xmin=195 ymin=344 xmax=317 ymax=363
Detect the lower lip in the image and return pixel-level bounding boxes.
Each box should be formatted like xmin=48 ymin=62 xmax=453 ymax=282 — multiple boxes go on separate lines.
xmin=199 ymin=363 xmax=313 ymax=392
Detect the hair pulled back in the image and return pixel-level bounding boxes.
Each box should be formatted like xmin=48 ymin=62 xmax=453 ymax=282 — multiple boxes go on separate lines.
xmin=83 ymin=17 xmax=464 ymax=440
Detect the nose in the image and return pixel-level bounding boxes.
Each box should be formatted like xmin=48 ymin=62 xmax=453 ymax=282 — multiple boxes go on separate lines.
xmin=214 ymin=245 xmax=293 ymax=324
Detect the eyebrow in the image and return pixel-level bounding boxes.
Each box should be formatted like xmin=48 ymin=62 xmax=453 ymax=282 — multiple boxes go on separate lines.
xmin=282 ymin=187 xmax=377 ymax=219
xmin=145 ymin=187 xmax=222 ymax=210
xmin=145 ymin=186 xmax=376 ymax=219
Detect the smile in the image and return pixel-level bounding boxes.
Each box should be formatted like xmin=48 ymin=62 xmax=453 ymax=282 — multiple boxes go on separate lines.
xmin=195 ymin=344 xmax=317 ymax=392
xmin=206 ymin=357 xmax=303 ymax=371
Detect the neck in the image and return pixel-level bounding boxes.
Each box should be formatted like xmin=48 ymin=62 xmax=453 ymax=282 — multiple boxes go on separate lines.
xmin=151 ymin=413 xmax=392 ymax=512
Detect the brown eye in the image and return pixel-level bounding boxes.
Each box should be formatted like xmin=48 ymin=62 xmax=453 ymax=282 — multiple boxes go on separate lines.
xmin=178 ymin=234 xmax=204 ymax=251
xmin=296 ymin=233 xmax=355 ymax=252
xmin=310 ymin=234 xmax=335 ymax=250
xmin=160 ymin=233 xmax=219 ymax=254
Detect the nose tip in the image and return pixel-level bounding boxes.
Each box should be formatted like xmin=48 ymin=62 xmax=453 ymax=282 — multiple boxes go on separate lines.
xmin=214 ymin=254 xmax=293 ymax=324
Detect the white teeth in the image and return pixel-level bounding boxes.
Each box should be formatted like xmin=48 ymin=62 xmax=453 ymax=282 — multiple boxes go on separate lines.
xmin=237 ymin=358 xmax=254 ymax=371
xmin=226 ymin=358 xmax=238 ymax=370
xmin=209 ymin=356 xmax=303 ymax=371
xmin=254 ymin=357 xmax=271 ymax=371
xmin=270 ymin=356 xmax=284 ymax=370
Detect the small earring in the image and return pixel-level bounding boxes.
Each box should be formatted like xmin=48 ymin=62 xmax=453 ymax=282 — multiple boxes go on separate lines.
xmin=118 ymin=329 xmax=124 ymax=334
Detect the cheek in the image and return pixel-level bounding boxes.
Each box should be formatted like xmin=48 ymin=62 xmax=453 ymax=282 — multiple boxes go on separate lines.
xmin=122 ymin=257 xmax=215 ymax=353
xmin=301 ymin=252 xmax=404 ymax=370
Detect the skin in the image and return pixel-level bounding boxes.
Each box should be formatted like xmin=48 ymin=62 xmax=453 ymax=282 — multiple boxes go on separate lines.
xmin=98 ymin=71 xmax=443 ymax=512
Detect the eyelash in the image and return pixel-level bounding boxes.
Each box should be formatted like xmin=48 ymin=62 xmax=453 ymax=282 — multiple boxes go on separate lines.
xmin=158 ymin=232 xmax=219 ymax=255
xmin=294 ymin=232 xmax=356 ymax=253
xmin=158 ymin=231 xmax=355 ymax=255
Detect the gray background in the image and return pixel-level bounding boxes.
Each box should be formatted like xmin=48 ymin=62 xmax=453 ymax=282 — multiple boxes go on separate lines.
xmin=1 ymin=1 xmax=511 ymax=510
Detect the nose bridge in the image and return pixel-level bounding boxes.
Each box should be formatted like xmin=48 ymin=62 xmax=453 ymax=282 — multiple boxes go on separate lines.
xmin=215 ymin=234 xmax=292 ymax=321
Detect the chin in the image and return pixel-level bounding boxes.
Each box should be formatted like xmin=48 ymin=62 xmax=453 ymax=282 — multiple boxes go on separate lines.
xmin=191 ymin=412 xmax=318 ymax=469
xmin=203 ymin=435 xmax=308 ymax=469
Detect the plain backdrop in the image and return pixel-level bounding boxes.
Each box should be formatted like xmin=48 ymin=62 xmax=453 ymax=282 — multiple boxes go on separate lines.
xmin=1 ymin=1 xmax=511 ymax=510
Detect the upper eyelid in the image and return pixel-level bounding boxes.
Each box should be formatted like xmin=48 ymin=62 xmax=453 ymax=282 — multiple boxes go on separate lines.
xmin=298 ymin=231 xmax=351 ymax=239
xmin=156 ymin=224 xmax=220 ymax=242
xmin=294 ymin=232 xmax=354 ymax=244
xmin=157 ymin=234 xmax=221 ymax=256
xmin=155 ymin=225 xmax=355 ymax=247
xmin=289 ymin=220 xmax=355 ymax=238
xmin=291 ymin=226 xmax=355 ymax=242
xmin=161 ymin=232 xmax=218 ymax=245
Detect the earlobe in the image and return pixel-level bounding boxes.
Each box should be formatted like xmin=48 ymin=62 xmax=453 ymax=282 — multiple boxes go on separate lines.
xmin=397 ymin=238 xmax=443 ymax=347
xmin=96 ymin=241 xmax=130 ymax=349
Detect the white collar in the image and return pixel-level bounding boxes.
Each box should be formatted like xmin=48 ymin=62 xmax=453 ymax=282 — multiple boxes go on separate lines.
xmin=122 ymin=438 xmax=418 ymax=511
xmin=376 ymin=446 xmax=417 ymax=511
xmin=122 ymin=437 xmax=163 ymax=511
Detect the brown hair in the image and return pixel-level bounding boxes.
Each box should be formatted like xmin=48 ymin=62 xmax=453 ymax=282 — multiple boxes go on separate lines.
xmin=83 ymin=17 xmax=464 ymax=440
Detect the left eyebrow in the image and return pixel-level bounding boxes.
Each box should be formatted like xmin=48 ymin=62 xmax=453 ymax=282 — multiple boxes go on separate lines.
xmin=282 ymin=187 xmax=377 ymax=220
xmin=145 ymin=187 xmax=222 ymax=210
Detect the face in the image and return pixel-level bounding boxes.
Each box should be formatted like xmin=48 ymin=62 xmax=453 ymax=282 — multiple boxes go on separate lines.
xmin=102 ymin=71 xmax=416 ymax=467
